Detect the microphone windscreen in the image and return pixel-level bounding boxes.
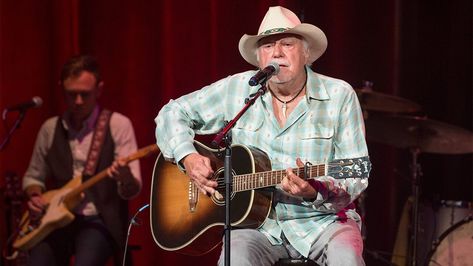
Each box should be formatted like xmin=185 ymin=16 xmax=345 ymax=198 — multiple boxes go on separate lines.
xmin=268 ymin=62 xmax=280 ymax=75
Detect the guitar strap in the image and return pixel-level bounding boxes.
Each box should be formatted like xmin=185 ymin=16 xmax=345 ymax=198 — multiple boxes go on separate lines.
xmin=83 ymin=109 xmax=112 ymax=177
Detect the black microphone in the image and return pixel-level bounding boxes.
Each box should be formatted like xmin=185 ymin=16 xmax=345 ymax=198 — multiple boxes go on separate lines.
xmin=5 ymin=97 xmax=43 ymax=112
xmin=248 ymin=62 xmax=280 ymax=86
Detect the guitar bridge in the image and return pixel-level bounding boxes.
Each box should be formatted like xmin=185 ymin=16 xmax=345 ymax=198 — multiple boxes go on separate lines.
xmin=188 ymin=181 xmax=198 ymax=212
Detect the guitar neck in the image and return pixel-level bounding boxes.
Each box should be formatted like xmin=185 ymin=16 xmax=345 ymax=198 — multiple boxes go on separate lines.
xmin=233 ymin=163 xmax=326 ymax=192
xmin=65 ymin=144 xmax=159 ymax=201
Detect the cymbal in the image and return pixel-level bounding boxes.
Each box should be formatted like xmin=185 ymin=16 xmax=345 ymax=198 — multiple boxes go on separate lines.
xmin=355 ymin=88 xmax=422 ymax=113
xmin=365 ymin=114 xmax=473 ymax=154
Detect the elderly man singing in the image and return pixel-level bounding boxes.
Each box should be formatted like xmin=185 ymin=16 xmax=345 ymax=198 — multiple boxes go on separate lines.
xmin=155 ymin=6 xmax=370 ymax=266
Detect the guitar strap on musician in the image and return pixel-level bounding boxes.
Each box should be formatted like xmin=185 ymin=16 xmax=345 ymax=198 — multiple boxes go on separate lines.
xmin=83 ymin=109 xmax=112 ymax=177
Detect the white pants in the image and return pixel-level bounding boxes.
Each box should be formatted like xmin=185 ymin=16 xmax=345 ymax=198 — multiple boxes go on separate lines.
xmin=218 ymin=219 xmax=365 ymax=266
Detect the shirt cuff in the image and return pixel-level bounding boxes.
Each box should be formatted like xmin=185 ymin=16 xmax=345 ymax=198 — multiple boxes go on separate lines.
xmin=302 ymin=179 xmax=328 ymax=207
xmin=22 ymin=177 xmax=46 ymax=192
xmin=173 ymin=141 xmax=198 ymax=167
xmin=301 ymin=192 xmax=326 ymax=207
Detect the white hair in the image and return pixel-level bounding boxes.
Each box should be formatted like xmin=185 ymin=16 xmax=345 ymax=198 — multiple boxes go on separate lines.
xmin=255 ymin=38 xmax=311 ymax=66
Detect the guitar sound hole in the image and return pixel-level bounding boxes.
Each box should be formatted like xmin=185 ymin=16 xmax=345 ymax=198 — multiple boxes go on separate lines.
xmin=211 ymin=168 xmax=236 ymax=206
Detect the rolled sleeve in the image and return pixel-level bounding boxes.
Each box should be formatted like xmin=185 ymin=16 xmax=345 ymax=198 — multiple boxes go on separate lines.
xmin=22 ymin=118 xmax=56 ymax=191
xmin=154 ymin=77 xmax=235 ymax=163
xmin=110 ymin=112 xmax=142 ymax=196
xmin=173 ymin=141 xmax=198 ymax=164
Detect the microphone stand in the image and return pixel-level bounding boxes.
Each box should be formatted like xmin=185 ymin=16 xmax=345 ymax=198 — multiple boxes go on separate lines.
xmin=211 ymin=84 xmax=268 ymax=266
xmin=0 ymin=110 xmax=27 ymax=151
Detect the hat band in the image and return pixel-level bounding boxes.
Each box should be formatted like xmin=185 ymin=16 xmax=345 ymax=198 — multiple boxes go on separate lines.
xmin=259 ymin=27 xmax=290 ymax=36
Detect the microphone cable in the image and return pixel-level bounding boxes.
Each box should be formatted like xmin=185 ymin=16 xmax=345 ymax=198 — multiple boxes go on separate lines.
xmin=122 ymin=203 xmax=149 ymax=266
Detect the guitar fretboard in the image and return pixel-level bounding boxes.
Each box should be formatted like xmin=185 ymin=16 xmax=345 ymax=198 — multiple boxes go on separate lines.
xmin=232 ymin=164 xmax=326 ymax=192
xmin=65 ymin=144 xmax=159 ymax=203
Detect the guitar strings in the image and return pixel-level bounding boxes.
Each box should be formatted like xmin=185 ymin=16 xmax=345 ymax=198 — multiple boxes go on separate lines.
xmin=214 ymin=166 xmax=325 ymax=190
xmin=212 ymin=159 xmax=369 ymax=191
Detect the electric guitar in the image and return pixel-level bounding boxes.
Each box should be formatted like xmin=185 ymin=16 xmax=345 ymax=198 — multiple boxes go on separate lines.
xmin=150 ymin=141 xmax=371 ymax=256
xmin=12 ymin=144 xmax=159 ymax=251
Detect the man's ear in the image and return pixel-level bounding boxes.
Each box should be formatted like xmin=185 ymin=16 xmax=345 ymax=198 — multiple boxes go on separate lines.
xmin=304 ymin=49 xmax=311 ymax=65
xmin=96 ymin=81 xmax=104 ymax=98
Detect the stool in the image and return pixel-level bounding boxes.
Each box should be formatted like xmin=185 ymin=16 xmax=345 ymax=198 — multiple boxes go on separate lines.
xmin=274 ymin=258 xmax=318 ymax=266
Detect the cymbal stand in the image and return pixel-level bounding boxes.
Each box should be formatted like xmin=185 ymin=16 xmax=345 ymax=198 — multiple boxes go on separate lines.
xmin=407 ymin=148 xmax=422 ymax=266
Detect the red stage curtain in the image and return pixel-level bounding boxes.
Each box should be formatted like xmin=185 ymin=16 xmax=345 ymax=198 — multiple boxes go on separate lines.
xmin=1 ymin=1 xmax=470 ymax=265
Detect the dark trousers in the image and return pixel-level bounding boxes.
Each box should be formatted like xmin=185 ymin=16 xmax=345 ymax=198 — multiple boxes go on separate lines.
xmin=28 ymin=215 xmax=115 ymax=266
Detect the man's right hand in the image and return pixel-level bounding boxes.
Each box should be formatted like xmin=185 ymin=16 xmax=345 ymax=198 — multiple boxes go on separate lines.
xmin=182 ymin=153 xmax=217 ymax=196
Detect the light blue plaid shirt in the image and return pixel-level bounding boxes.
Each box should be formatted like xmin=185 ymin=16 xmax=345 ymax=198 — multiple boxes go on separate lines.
xmin=155 ymin=66 xmax=369 ymax=257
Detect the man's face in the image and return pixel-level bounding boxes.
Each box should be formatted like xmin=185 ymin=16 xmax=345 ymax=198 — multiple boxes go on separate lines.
xmin=63 ymin=71 xmax=102 ymax=122
xmin=257 ymin=34 xmax=309 ymax=84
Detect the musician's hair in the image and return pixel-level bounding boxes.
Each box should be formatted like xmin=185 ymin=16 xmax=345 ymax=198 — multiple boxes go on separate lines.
xmin=60 ymin=55 xmax=102 ymax=85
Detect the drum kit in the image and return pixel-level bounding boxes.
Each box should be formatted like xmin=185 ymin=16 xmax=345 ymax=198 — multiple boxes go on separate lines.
xmin=355 ymin=82 xmax=473 ymax=266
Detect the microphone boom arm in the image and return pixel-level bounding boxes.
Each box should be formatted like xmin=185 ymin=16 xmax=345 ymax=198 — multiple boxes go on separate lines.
xmin=211 ymin=85 xmax=267 ymax=147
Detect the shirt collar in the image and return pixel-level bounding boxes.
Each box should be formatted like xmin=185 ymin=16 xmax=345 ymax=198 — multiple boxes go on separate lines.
xmin=305 ymin=66 xmax=330 ymax=101
xmin=259 ymin=66 xmax=330 ymax=105
xmin=62 ymin=105 xmax=100 ymax=141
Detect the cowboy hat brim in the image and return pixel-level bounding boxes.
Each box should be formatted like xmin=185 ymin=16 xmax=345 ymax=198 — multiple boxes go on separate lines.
xmin=238 ymin=23 xmax=328 ymax=67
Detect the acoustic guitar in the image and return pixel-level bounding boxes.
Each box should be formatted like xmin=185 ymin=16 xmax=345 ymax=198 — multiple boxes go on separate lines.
xmin=12 ymin=144 xmax=159 ymax=251
xmin=150 ymin=141 xmax=371 ymax=256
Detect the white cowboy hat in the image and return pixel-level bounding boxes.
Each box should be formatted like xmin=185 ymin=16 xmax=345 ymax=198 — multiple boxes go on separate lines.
xmin=238 ymin=6 xmax=328 ymax=67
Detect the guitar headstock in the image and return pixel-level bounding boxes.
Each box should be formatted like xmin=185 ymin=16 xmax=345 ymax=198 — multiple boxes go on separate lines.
xmin=328 ymin=156 xmax=371 ymax=179
xmin=4 ymin=171 xmax=23 ymax=203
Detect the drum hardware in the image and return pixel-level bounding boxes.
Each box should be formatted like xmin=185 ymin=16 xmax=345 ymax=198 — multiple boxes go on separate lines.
xmin=365 ymin=114 xmax=473 ymax=155
xmin=355 ymin=82 xmax=425 ymax=265
xmin=364 ymin=113 xmax=473 ymax=266
xmin=408 ymin=148 xmax=422 ymax=266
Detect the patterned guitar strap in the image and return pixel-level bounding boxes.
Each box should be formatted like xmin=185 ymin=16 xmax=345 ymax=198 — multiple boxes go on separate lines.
xmin=83 ymin=108 xmax=112 ymax=177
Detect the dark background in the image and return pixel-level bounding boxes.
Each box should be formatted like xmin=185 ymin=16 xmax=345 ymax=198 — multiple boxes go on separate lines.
xmin=1 ymin=0 xmax=471 ymax=265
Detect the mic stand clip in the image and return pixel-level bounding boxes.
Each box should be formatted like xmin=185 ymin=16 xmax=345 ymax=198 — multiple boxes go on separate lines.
xmin=0 ymin=109 xmax=27 ymax=151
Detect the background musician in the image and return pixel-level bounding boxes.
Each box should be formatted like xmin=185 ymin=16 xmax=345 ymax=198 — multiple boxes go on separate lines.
xmin=22 ymin=55 xmax=141 ymax=266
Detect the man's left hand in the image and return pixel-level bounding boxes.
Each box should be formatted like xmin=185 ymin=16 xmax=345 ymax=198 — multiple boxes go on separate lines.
xmin=281 ymin=158 xmax=317 ymax=199
xmin=107 ymin=158 xmax=131 ymax=180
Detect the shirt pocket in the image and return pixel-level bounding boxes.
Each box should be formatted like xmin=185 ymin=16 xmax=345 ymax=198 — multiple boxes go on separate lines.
xmin=232 ymin=113 xmax=264 ymax=145
xmin=296 ymin=123 xmax=335 ymax=161
xmin=298 ymin=125 xmax=334 ymax=140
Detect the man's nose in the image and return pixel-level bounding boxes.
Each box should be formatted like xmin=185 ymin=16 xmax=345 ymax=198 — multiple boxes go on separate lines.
xmin=75 ymin=94 xmax=84 ymax=105
xmin=272 ymin=43 xmax=284 ymax=57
